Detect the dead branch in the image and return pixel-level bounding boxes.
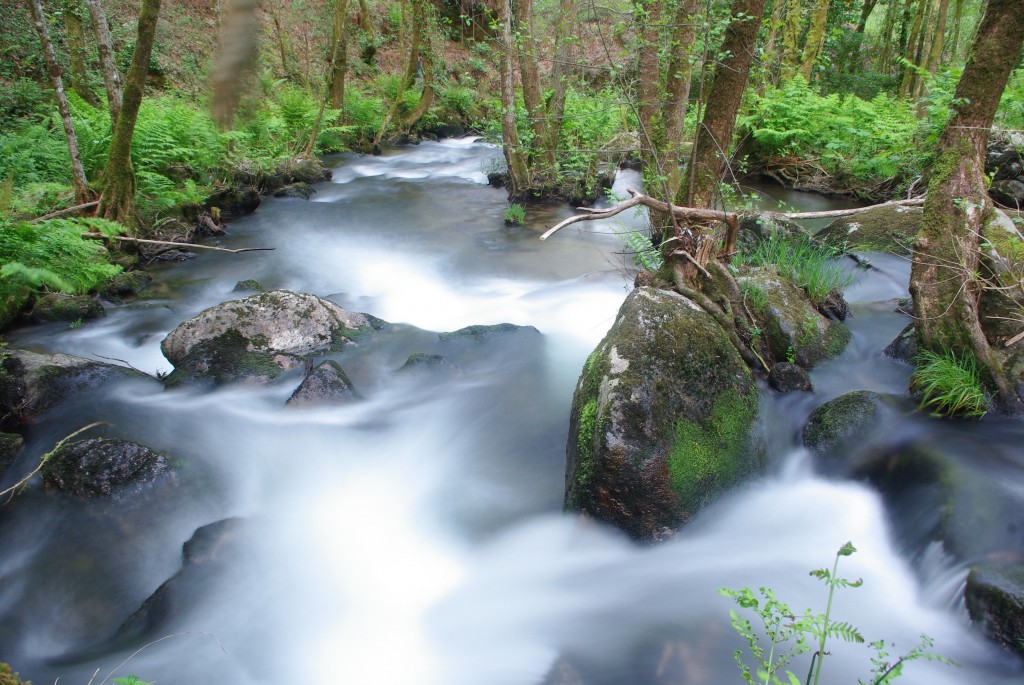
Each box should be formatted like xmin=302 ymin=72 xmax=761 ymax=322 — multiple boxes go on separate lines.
xmin=29 ymin=200 xmax=100 ymax=223
xmin=779 ymin=197 xmax=925 ymax=220
xmin=81 ymin=233 xmax=273 ymax=254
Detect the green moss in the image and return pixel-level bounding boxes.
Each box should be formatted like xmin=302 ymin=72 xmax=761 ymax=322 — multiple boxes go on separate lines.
xmin=0 ymin=662 xmax=29 ymax=685
xmin=575 ymin=398 xmax=598 ymax=487
xmin=667 ymin=389 xmax=758 ymax=511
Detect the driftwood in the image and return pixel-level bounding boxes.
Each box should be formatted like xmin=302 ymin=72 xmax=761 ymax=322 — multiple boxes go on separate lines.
xmin=81 ymin=233 xmax=273 ymax=254
xmin=539 ymin=189 xmax=926 ymax=256
xmin=29 ymin=200 xmax=100 ymax=223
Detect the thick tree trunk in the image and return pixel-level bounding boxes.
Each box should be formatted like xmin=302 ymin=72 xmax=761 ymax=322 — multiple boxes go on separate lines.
xmin=498 ymin=0 xmax=529 ymax=197
xmin=780 ymin=0 xmax=802 ymax=79
xmin=83 ymin=0 xmax=121 ymax=127
xmin=97 ymin=0 xmax=162 ymax=224
xmin=28 ymin=0 xmax=90 ymax=205
xmin=65 ymin=4 xmax=100 ymax=107
xmin=682 ymin=0 xmax=766 ymax=210
xmin=329 ymin=0 xmax=351 ymax=109
xmin=798 ymin=0 xmax=832 ymax=80
xmin=909 ymin=0 xmax=1024 ymax=410
xmin=636 ymin=0 xmax=664 ymax=178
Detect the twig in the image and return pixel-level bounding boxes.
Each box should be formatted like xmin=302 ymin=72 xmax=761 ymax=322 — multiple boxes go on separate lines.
xmin=81 ymin=233 xmax=274 ymax=254
xmin=91 ymin=353 xmax=161 ymax=380
xmin=29 ymin=200 xmax=100 ymax=223
xmin=97 ymin=631 xmax=228 ymax=685
xmin=1006 ymin=329 xmax=1024 ymax=347
xmin=0 ymin=422 xmax=108 ymax=504
xmin=671 ymin=248 xmax=712 ymax=279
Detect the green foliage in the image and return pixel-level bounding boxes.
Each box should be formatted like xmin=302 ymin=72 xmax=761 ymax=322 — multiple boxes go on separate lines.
xmin=0 ymin=217 xmax=123 ymax=292
xmin=722 ymin=543 xmax=956 ymax=685
xmin=996 ymin=68 xmax=1024 ymax=131
xmin=503 ymin=203 xmax=526 ymax=225
xmin=740 ymin=280 xmax=767 ymax=313
xmin=619 ymin=230 xmax=663 ymax=271
xmin=112 ymin=677 xmax=153 ymax=685
xmin=910 ymin=349 xmax=989 ymax=418
xmin=735 ymin=232 xmax=852 ymax=305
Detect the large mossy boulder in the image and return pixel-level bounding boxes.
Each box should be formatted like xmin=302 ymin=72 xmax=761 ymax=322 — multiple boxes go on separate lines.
xmin=0 ymin=350 xmax=148 ymax=428
xmin=740 ymin=270 xmax=851 ymax=368
xmin=565 ymin=287 xmax=761 ymax=542
xmin=41 ymin=438 xmax=172 ymax=498
xmin=27 ymin=293 xmax=104 ymax=323
xmin=965 ymin=563 xmax=1024 ymax=657
xmin=815 ymin=204 xmax=922 ymax=255
xmin=161 ymin=290 xmax=373 ymax=385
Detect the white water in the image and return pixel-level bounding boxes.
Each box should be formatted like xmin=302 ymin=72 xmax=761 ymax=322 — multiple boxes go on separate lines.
xmin=0 ymin=140 xmax=1019 ymax=685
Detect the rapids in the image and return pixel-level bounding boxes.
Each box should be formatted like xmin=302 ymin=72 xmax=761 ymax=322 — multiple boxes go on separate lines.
xmin=1 ymin=139 xmax=1021 ymax=685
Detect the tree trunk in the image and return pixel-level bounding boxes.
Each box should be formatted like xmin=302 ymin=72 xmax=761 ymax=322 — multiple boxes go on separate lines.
xmin=780 ymin=0 xmax=802 ymax=79
xmin=856 ymin=0 xmax=879 ymax=33
xmin=329 ymin=0 xmax=350 ymax=109
xmin=83 ymin=0 xmax=121 ymax=127
xmin=898 ymin=0 xmax=927 ymax=97
xmin=948 ymin=0 xmax=963 ymax=62
xmin=798 ymin=0 xmax=832 ymax=80
xmin=877 ymin=0 xmax=901 ymax=73
xmin=636 ymin=0 xmax=664 ymax=176
xmin=682 ymin=0 xmax=766 ymax=210
xmin=515 ymin=0 xmax=547 ymax=164
xmin=498 ymin=0 xmax=529 ymax=197
xmin=539 ymin=0 xmax=576 ymax=156
xmin=28 ymin=0 xmax=90 ymax=205
xmin=909 ymin=0 xmax=1024 ymax=410
xmin=373 ymin=0 xmax=422 ymax=146
xmin=662 ymin=0 xmax=700 ymax=199
xmin=266 ymin=2 xmax=296 ymax=80
xmin=97 ymin=0 xmax=162 ymax=225
xmin=923 ymin=0 xmax=950 ymax=73
xmin=65 ymin=3 xmax=100 ymax=107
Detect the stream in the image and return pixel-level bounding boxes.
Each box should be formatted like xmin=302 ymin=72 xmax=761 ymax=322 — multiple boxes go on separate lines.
xmin=1 ymin=138 xmax=1022 ymax=685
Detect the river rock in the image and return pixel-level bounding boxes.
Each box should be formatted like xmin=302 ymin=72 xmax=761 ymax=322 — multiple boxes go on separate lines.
xmin=27 ymin=293 xmax=104 ymax=323
xmin=233 ymin=279 xmax=265 ymax=292
xmin=273 ymin=182 xmax=316 ymax=199
xmin=41 ymin=438 xmax=172 ymax=498
xmin=0 ymin=432 xmax=23 ymax=479
xmin=204 ymin=185 xmax=260 ymax=221
xmin=965 ymin=563 xmax=1024 ymax=657
xmin=0 ymin=349 xmax=148 ymax=428
xmin=286 ymin=360 xmax=359 ymax=406
xmin=98 ymin=270 xmax=153 ymax=300
xmin=740 ymin=270 xmax=851 ymax=368
xmin=399 ymin=352 xmax=456 ymax=373
xmin=815 ymin=204 xmax=922 ymax=255
xmin=565 ymin=287 xmax=761 ymax=542
xmin=439 ymin=323 xmax=539 ymax=341
xmin=161 ymin=290 xmax=373 ymax=385
xmin=768 ymin=362 xmax=812 ymax=392
xmin=989 ymin=179 xmax=1024 ymax=209
xmin=802 ymin=391 xmax=895 ymax=460
xmin=884 ymin=323 xmax=917 ymax=361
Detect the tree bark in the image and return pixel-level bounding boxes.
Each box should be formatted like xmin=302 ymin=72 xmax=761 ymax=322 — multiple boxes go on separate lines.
xmin=97 ymin=0 xmax=162 ymax=224
xmin=539 ymin=0 xmax=576 ymax=156
xmin=662 ymin=0 xmax=700 ymax=199
xmin=780 ymin=0 xmax=802 ymax=79
xmin=28 ymin=0 xmax=91 ymax=205
xmin=682 ymin=0 xmax=766 ymax=210
xmin=65 ymin=2 xmax=100 ymax=107
xmin=329 ymin=0 xmax=351 ymax=109
xmin=515 ymin=0 xmax=547 ymax=163
xmin=898 ymin=0 xmax=927 ymax=97
xmin=498 ymin=0 xmax=529 ymax=197
xmin=798 ymin=0 xmax=832 ymax=80
xmin=909 ymin=0 xmax=1024 ymax=410
xmin=83 ymin=0 xmax=121 ymax=128
xmin=922 ymin=0 xmax=949 ymax=75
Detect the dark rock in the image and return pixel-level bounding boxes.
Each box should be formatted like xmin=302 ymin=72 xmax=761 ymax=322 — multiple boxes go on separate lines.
xmin=736 ymin=212 xmax=807 ymax=254
xmin=399 ymin=352 xmax=453 ymax=370
xmin=884 ymin=323 xmax=917 ymax=361
xmin=565 ymin=287 xmax=761 ymax=542
xmin=387 ymin=134 xmax=420 ymax=146
xmin=98 ymin=271 xmax=153 ymax=300
xmin=0 ymin=432 xmax=23 ymax=478
xmin=965 ymin=563 xmax=1024 ymax=657
xmin=487 ymin=172 xmax=505 ymax=188
xmin=989 ymin=179 xmax=1024 ymax=209
xmin=892 ymin=297 xmax=913 ymax=316
xmin=273 ymin=182 xmax=316 ymax=200
xmin=816 ymin=288 xmax=850 ymax=322
xmin=233 ymin=279 xmax=265 ymax=292
xmin=161 ymin=290 xmax=374 ymax=386
xmin=117 ymin=518 xmax=247 ymax=642
xmin=816 ymin=205 xmax=922 ymax=255
xmin=768 ymin=362 xmax=812 ymax=392
xmin=276 ymin=157 xmax=331 ymax=185
xmin=0 ymin=350 xmax=149 ymax=428
xmin=540 ymin=656 xmax=586 ymax=685
xmin=27 ymin=293 xmax=104 ymax=323
xmin=204 ymin=186 xmax=261 ymax=221
xmin=286 ymin=360 xmax=359 ymax=406
xmin=439 ymin=323 xmax=540 ymax=342
xmin=986 ymin=140 xmax=1024 ymax=181
xmin=802 ymin=390 xmax=891 ymax=459
xmin=41 ymin=438 xmax=171 ymax=498
xmin=432 ymin=124 xmax=466 ymax=139
xmin=740 ymin=270 xmax=851 ymax=368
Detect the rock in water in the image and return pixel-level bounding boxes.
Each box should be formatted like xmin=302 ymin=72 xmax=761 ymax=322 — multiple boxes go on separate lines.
xmin=565 ymin=287 xmax=761 ymax=542
xmin=41 ymin=438 xmax=171 ymax=497
xmin=286 ymin=360 xmax=359 ymax=406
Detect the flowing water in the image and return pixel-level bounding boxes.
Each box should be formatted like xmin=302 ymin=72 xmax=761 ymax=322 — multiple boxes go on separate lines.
xmin=1 ymin=139 xmax=1022 ymax=685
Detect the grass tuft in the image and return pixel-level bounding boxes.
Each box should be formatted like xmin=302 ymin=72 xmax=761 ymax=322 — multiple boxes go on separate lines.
xmin=910 ymin=348 xmax=989 ymax=418
xmin=736 ymin=232 xmax=852 ymax=304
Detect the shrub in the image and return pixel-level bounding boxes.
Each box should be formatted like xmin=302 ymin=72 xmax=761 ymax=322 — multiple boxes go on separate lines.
xmin=503 ymin=203 xmax=525 ymax=225
xmin=910 ymin=349 xmax=989 ymax=418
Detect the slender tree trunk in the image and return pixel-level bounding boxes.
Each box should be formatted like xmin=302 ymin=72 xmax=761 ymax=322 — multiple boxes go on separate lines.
xmin=910 ymin=0 xmax=934 ymax=100
xmin=636 ymin=0 xmax=664 ymax=177
xmin=910 ymin=0 xmax=1024 ymax=410
xmin=878 ymin=0 xmax=900 ymax=73
xmin=357 ymin=0 xmax=370 ymax=32
xmin=781 ymin=0 xmax=802 ymax=79
xmin=515 ymin=0 xmax=546 ymax=165
xmin=402 ymin=22 xmax=434 ymax=130
xmin=898 ymin=0 xmax=926 ymax=96
xmin=539 ymin=0 xmax=576 ymax=157
xmin=266 ymin=3 xmax=296 ymax=79
xmin=915 ymin=0 xmax=949 ymax=104
xmin=856 ymin=0 xmax=878 ymax=33
xmin=28 ymin=0 xmax=90 ymax=205
xmin=498 ymin=0 xmax=529 ymax=197
xmin=373 ymin=0 xmax=422 ymax=146
xmin=329 ymin=0 xmax=350 ymax=109
xmin=663 ymin=0 xmax=700 ymax=199
xmin=83 ymin=0 xmax=121 ymax=127
xmin=798 ymin=0 xmax=832 ymax=80
xmin=947 ymin=0 xmax=963 ymax=63
xmin=65 ymin=3 xmax=100 ymax=107
xmin=211 ymin=0 xmax=259 ymax=131
xmin=97 ymin=0 xmax=162 ymax=224
xmin=682 ymin=0 xmax=766 ymax=210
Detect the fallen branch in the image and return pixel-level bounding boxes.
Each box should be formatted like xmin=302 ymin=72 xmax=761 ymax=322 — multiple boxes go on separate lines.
xmin=29 ymin=200 xmax=100 ymax=223
xmin=779 ymin=197 xmax=924 ymax=220
xmin=1 ymin=422 xmax=108 ymax=504
xmin=81 ymin=233 xmax=273 ymax=254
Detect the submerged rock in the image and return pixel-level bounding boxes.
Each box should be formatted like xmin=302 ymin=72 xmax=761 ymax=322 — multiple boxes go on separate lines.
xmin=884 ymin=323 xmax=917 ymax=361
xmin=41 ymin=438 xmax=172 ymax=498
xmin=768 ymin=362 xmax=812 ymax=392
xmin=273 ymin=182 xmax=316 ymax=199
xmin=802 ymin=390 xmax=895 ymax=460
xmin=286 ymin=360 xmax=359 ymax=406
xmin=565 ymin=287 xmax=761 ymax=542
xmin=161 ymin=290 xmax=373 ymax=385
xmin=27 ymin=293 xmax=104 ymax=323
xmin=965 ymin=563 xmax=1024 ymax=657
xmin=816 ymin=204 xmax=922 ymax=255
xmin=0 ymin=349 xmax=148 ymax=428
xmin=439 ymin=323 xmax=540 ymax=342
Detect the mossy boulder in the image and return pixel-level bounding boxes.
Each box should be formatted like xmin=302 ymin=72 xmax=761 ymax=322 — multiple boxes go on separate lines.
xmin=740 ymin=270 xmax=851 ymax=368
xmin=815 ymin=204 xmax=922 ymax=255
xmin=41 ymin=437 xmax=172 ymax=498
xmin=273 ymin=182 xmax=316 ymax=199
xmin=439 ymin=323 xmax=539 ymax=342
xmin=0 ymin=349 xmax=149 ymax=428
xmin=98 ymin=270 xmax=153 ymax=300
xmin=204 ymin=185 xmax=260 ymax=221
xmin=233 ymin=279 xmax=265 ymax=293
xmin=161 ymin=290 xmax=373 ymax=386
xmin=768 ymin=362 xmax=812 ymax=392
xmin=965 ymin=563 xmax=1024 ymax=657
xmin=286 ymin=360 xmax=359 ymax=406
xmin=802 ymin=390 xmax=897 ymax=460
xmin=27 ymin=293 xmax=104 ymax=323
xmin=565 ymin=287 xmax=761 ymax=542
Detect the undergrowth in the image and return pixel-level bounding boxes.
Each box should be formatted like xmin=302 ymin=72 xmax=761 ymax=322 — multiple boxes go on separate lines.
xmin=734 ymin=232 xmax=852 ymax=305
xmin=910 ymin=349 xmax=989 ymax=418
